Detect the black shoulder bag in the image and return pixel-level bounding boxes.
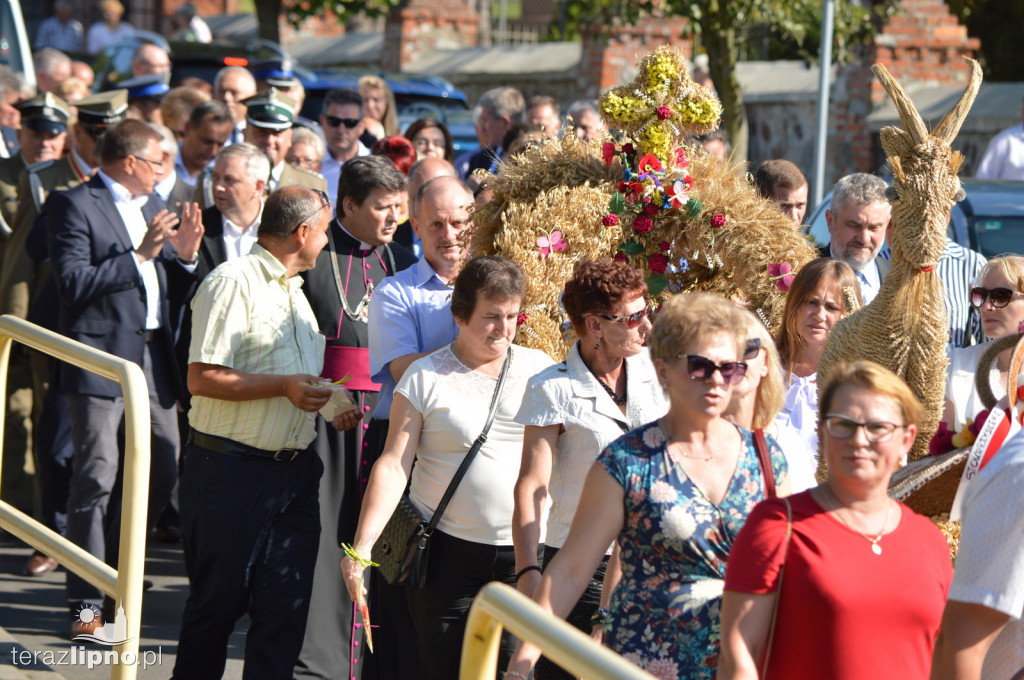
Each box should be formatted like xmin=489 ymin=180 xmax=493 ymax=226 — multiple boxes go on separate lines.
xmin=372 ymin=347 xmax=512 ymax=589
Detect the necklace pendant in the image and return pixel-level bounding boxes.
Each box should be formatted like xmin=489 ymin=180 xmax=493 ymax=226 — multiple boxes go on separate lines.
xmin=871 ymin=543 xmax=882 ymax=556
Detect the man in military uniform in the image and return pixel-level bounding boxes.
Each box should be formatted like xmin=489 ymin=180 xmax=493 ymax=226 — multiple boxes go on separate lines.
xmin=243 ymin=88 xmax=326 ymax=194
xmin=0 ymin=93 xmax=70 ymax=552
xmin=0 ymin=91 xmax=127 ymax=578
xmin=116 ymin=72 xmax=171 ymax=125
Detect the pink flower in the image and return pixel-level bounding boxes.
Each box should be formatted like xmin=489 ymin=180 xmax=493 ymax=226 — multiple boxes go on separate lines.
xmin=516 ymin=312 xmax=528 ymax=326
xmin=602 ymin=142 xmax=616 ymax=165
xmin=537 ymin=230 xmax=567 ymax=258
xmin=633 ymin=215 xmax=653 ymax=234
xmin=710 ymin=213 xmax=727 ymax=228
xmin=664 ymin=177 xmax=692 ymax=208
xmin=613 ymin=253 xmax=628 ymax=262
xmin=648 ymin=253 xmax=669 ymax=274
xmin=673 ymin=147 xmax=688 ymax=169
xmin=659 ymin=240 xmax=671 ymax=252
xmin=602 ymin=213 xmax=619 ymax=227
xmin=768 ymin=262 xmax=794 ymax=292
xmin=656 ymin=106 xmax=672 ymax=120
xmin=643 ymin=202 xmax=660 ymax=216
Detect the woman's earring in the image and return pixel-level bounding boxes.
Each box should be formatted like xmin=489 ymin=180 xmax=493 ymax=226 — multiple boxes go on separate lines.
xmin=594 ymin=340 xmax=600 ymax=351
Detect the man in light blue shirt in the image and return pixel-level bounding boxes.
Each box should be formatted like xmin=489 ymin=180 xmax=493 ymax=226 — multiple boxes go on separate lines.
xmin=821 ymin=173 xmax=892 ymax=305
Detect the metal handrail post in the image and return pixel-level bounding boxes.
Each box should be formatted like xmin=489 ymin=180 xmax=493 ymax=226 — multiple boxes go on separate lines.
xmin=0 ymin=315 xmax=150 ymax=680
xmin=461 ymin=582 xmax=656 ymax=680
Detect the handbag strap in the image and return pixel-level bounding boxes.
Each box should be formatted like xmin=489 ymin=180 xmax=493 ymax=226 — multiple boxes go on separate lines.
xmin=761 ymin=497 xmax=793 ymax=678
xmin=754 ymin=427 xmax=777 ymax=499
xmin=424 ymin=346 xmax=513 ymax=534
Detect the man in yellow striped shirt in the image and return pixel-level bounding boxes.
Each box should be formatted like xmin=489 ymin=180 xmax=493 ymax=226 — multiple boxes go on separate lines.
xmin=172 ymin=186 xmax=357 ymax=680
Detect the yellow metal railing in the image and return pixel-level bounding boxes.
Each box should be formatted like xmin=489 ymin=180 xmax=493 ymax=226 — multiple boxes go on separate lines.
xmin=461 ymin=582 xmax=657 ymax=680
xmin=0 ymin=315 xmax=150 ymax=680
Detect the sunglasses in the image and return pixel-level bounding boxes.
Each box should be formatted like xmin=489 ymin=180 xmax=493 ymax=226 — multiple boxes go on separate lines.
xmin=289 ymin=189 xmax=332 ymax=233
xmin=323 ymin=115 xmax=361 ymax=129
xmin=597 ymin=302 xmax=652 ymax=329
xmin=743 ymin=337 xmax=762 ymax=360
xmin=678 ymin=354 xmax=748 ymax=384
xmin=823 ymin=415 xmax=904 ymax=443
xmin=970 ymin=286 xmax=1020 ymax=309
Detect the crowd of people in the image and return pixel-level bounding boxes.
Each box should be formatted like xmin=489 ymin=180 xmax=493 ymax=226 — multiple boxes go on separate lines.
xmin=0 ymin=8 xmax=1021 ymax=680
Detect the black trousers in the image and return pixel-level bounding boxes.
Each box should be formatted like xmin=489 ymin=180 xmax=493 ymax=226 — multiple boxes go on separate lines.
xmin=171 ymin=439 xmax=323 ymax=680
xmin=406 ymin=530 xmax=517 ymax=680
xmin=535 ymin=546 xmax=609 ymax=680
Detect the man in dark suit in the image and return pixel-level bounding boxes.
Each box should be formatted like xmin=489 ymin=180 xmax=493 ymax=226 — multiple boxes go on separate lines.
xmin=46 ymin=120 xmax=203 ymax=636
xmin=820 ymin=172 xmax=892 ymax=305
xmin=152 ymin=122 xmax=194 ymax=217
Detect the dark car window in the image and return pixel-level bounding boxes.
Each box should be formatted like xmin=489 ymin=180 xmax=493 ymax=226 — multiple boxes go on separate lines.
xmin=970 ymin=217 xmax=1024 ymax=258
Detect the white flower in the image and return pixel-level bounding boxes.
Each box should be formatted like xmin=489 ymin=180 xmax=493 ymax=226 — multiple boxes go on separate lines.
xmin=649 ymin=480 xmax=678 ymax=504
xmin=645 ymin=658 xmax=680 ymax=680
xmin=660 ymin=504 xmax=696 ymax=541
xmin=643 ymin=426 xmax=665 ymax=449
xmin=689 ymin=578 xmax=725 ymax=602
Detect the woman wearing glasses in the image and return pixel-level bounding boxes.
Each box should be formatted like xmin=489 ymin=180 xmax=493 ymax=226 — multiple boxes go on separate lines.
xmin=511 ymin=258 xmax=666 ymax=680
xmin=942 ymin=254 xmax=1024 ymax=433
xmin=775 ymin=257 xmax=861 ymax=454
xmin=506 ymin=293 xmax=789 ymax=680
xmin=718 ymin=360 xmax=952 ymax=680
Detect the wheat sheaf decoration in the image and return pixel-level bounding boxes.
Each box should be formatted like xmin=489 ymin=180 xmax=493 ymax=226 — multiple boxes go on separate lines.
xmin=471 ymin=46 xmax=818 ymax=361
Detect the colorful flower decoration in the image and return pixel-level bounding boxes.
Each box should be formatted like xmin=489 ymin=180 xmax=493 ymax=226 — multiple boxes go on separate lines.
xmin=537 ymin=230 xmax=567 ymax=259
xmin=517 ymin=312 xmax=528 ymax=326
xmin=768 ymin=262 xmax=795 ymax=292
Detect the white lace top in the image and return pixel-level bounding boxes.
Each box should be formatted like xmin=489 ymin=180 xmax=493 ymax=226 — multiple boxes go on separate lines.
xmin=397 ymin=343 xmax=554 ymax=545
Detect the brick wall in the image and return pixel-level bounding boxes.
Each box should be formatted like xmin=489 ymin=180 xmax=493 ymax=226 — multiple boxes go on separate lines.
xmin=578 ymin=16 xmax=691 ymax=97
xmin=827 ymin=0 xmax=979 ymax=183
xmin=381 ymin=0 xmax=480 ymax=72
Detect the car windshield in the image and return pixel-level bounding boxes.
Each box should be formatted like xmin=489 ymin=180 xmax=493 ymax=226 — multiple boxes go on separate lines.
xmin=970 ymin=217 xmax=1024 ymax=257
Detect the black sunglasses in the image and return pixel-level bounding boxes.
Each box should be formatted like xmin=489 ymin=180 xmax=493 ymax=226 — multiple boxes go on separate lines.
xmin=323 ymin=115 xmax=361 ymax=129
xmin=597 ymin=302 xmax=652 ymax=329
xmin=971 ymin=286 xmax=1019 ymax=309
xmin=678 ymin=354 xmax=748 ymax=384
xmin=743 ymin=337 xmax=762 ymax=360
xmin=289 ymin=189 xmax=332 ymax=233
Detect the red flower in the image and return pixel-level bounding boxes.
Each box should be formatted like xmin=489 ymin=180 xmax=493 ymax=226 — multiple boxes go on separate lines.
xmin=613 ymin=253 xmax=628 ymax=262
xmin=673 ymin=147 xmax=689 ymax=169
xmin=656 ymin=106 xmax=672 ymax=120
xmin=602 ymin=213 xmax=619 ymax=226
xmin=602 ymin=142 xmax=616 ymax=166
xmin=617 ymin=181 xmax=630 ymax=193
xmin=643 ymin=203 xmax=660 ymax=216
xmin=517 ymin=312 xmax=528 ymax=326
xmin=968 ymin=409 xmax=991 ymax=437
xmin=929 ymin=420 xmax=955 ymax=457
xmin=622 ymin=143 xmax=634 ymax=154
xmin=768 ymin=262 xmax=795 ymax=292
xmin=624 ymin=182 xmax=644 ymax=202
xmin=648 ymin=253 xmax=669 ymax=274
xmin=710 ymin=213 xmax=727 ymax=229
xmin=637 ymin=154 xmax=664 ymax=174
xmin=633 ymin=215 xmax=653 ymax=234
xmin=659 ymin=240 xmax=671 ymax=252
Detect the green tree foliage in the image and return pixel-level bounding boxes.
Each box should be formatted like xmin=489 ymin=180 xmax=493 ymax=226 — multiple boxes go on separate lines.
xmin=946 ymin=0 xmax=1024 ymax=81
xmin=256 ymin=0 xmax=400 ymax=43
xmin=561 ymin=0 xmax=895 ymax=162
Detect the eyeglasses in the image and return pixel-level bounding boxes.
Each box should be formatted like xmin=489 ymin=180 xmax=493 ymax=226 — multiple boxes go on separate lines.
xmin=970 ymin=286 xmax=1020 ymax=309
xmin=677 ymin=354 xmax=748 ymax=384
xmin=323 ymin=115 xmax=361 ymax=129
xmin=743 ymin=337 xmax=762 ymax=360
xmin=289 ymin=188 xmax=332 ymax=233
xmin=132 ymin=154 xmax=164 ymax=170
xmin=823 ymin=415 xmax=905 ymax=443
xmin=597 ymin=302 xmax=652 ymax=329
xmin=287 ymin=156 xmax=319 ymax=169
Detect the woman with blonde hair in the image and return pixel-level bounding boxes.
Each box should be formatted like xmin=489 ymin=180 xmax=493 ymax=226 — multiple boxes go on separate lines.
xmin=775 ymin=257 xmax=861 ymax=452
xmin=942 ymin=254 xmax=1024 ymax=433
xmin=506 ymin=292 xmax=789 ymax=679
xmin=358 ymin=75 xmax=399 ymax=142
xmin=719 ymin=360 xmax=952 ymax=680
xmin=725 ymin=311 xmax=818 ymax=491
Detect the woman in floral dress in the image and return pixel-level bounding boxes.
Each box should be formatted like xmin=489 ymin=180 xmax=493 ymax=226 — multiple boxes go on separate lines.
xmin=506 ymin=293 xmax=789 ymax=680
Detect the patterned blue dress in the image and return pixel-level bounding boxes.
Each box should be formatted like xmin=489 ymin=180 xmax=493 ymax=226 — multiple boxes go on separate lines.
xmin=598 ymin=421 xmax=788 ymax=680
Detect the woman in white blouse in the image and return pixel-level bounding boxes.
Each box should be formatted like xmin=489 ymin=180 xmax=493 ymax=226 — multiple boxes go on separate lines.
xmin=774 ymin=257 xmax=860 ymax=452
xmin=512 ymin=259 xmax=666 ymax=680
xmin=341 ymin=256 xmax=553 ymax=680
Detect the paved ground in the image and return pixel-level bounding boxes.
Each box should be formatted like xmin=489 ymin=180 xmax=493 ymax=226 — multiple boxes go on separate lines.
xmin=0 ymin=531 xmax=246 ymax=679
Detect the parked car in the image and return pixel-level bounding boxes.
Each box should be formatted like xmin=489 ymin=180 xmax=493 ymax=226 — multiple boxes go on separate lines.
xmin=0 ymin=0 xmax=35 ymax=89
xmin=804 ymin=178 xmax=1024 ymax=257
